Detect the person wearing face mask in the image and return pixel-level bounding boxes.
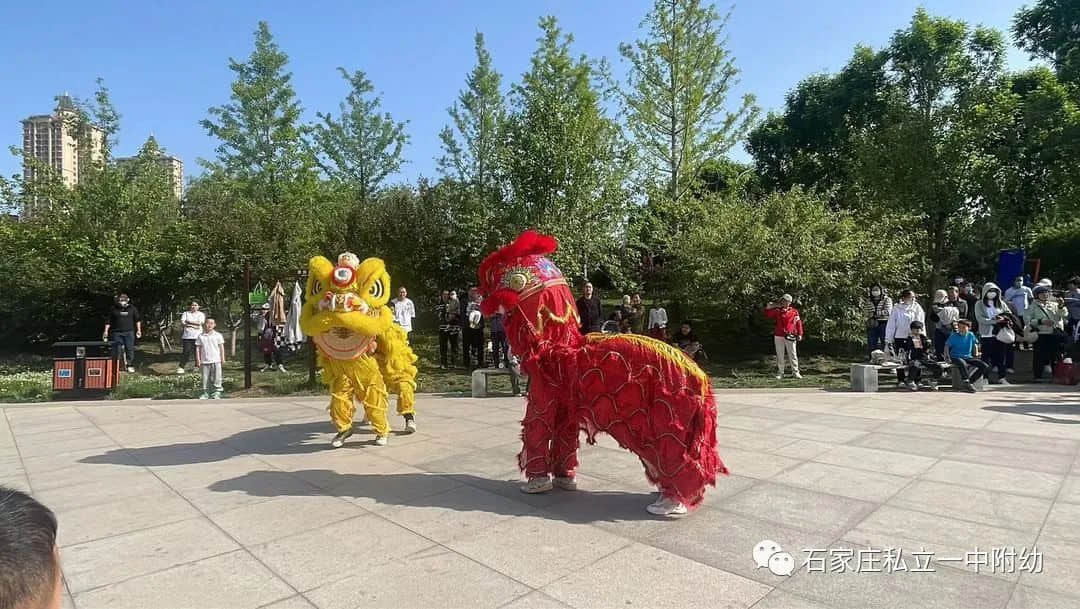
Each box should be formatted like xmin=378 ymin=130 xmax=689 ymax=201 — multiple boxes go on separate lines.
xmin=1004 ymin=276 xmax=1034 ymax=319
xmin=103 ymin=293 xmax=142 ymax=373
xmin=928 ymin=290 xmax=959 ymax=359
xmin=974 ymin=282 xmax=1011 ymax=384
xmin=885 ymin=289 xmax=925 ymax=387
xmin=864 ymin=284 xmax=892 ymax=359
xmin=1025 ymin=285 xmax=1067 ymax=382
xmin=959 ymin=283 xmax=979 ymax=323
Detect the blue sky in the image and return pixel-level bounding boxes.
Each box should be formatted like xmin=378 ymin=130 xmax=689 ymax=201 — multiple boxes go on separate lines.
xmin=0 ymin=0 xmax=1036 ymax=186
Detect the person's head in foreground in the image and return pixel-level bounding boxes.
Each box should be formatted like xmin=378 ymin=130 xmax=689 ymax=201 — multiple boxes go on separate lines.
xmin=0 ymin=486 xmax=62 ymax=609
xmin=956 ymin=319 xmax=971 ymax=335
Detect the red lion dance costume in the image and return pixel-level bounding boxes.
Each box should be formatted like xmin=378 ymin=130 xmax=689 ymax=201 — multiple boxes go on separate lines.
xmin=477 ymin=231 xmax=727 ymax=516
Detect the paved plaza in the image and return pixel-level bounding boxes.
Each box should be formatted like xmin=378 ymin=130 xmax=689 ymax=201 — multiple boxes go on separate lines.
xmin=2 ymin=387 xmax=1080 ymax=609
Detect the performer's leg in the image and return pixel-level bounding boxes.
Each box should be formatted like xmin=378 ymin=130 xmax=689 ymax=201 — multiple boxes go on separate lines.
xmin=394 ymin=383 xmax=417 ymax=433
xmin=353 ymin=359 xmax=392 ymax=444
xmin=519 ymin=386 xmax=559 ymax=493
xmin=551 ymin=403 xmax=580 ymax=491
xmin=328 ymin=375 xmax=357 ymax=448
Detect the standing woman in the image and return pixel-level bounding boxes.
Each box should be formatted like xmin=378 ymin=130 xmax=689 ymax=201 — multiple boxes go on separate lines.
xmin=647 ymin=300 xmax=668 ymax=340
xmin=974 ymin=282 xmax=1010 ymax=384
xmin=885 ymin=290 xmax=925 ymax=387
xmin=864 ymin=284 xmax=892 ymax=359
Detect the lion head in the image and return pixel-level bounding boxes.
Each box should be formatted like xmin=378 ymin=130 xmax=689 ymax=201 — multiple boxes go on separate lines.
xmin=299 ymin=253 xmax=393 ymax=360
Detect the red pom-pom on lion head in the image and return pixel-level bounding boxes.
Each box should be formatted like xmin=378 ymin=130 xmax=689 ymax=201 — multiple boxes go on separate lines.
xmin=476 ymin=230 xmax=563 ymax=316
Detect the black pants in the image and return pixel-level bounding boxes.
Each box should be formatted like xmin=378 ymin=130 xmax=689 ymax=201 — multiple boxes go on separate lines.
xmin=1033 ymin=333 xmax=1065 ymax=379
xmin=111 ymin=331 xmax=135 ymax=366
xmin=951 ymin=356 xmax=990 ymax=384
xmin=980 ymin=337 xmax=1007 ymax=380
xmin=491 ymin=331 xmax=508 ymax=366
xmin=907 ymin=359 xmax=943 ymax=384
xmin=893 ymin=338 xmax=912 ymax=382
xmin=438 ymin=329 xmax=459 ymax=367
xmin=180 ymin=338 xmax=197 ymax=368
xmin=462 ymin=328 xmax=484 ymax=367
xmin=933 ymin=329 xmax=950 ymax=359
xmin=263 ymin=349 xmax=283 ymax=367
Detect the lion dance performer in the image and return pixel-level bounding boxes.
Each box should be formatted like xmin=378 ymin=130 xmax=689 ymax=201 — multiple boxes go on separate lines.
xmin=299 ymin=252 xmax=418 ymax=447
xmin=476 ymin=231 xmax=727 ymax=516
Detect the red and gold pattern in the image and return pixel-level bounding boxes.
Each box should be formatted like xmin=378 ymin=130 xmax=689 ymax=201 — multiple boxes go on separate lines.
xmin=477 ymin=230 xmax=727 ymax=509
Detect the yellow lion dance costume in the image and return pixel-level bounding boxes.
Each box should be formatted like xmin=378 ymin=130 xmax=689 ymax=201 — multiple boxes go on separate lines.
xmin=299 ymin=252 xmax=418 ymax=447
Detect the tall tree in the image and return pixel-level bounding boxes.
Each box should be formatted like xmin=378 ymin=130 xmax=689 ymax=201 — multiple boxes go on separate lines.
xmin=312 ymin=68 xmax=409 ymax=203
xmin=505 ymin=17 xmax=630 ymax=279
xmin=856 ymin=9 xmax=1006 ymax=290
xmin=200 ymin=21 xmax=310 ymax=202
xmin=1013 ymin=0 xmax=1080 ymax=85
xmin=618 ymin=0 xmax=758 ymax=201
xmin=438 ymin=32 xmax=506 ymax=192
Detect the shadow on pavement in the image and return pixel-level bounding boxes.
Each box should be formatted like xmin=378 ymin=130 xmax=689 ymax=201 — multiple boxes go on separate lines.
xmin=982 ymin=392 xmax=1080 ymax=424
xmin=208 ymin=469 xmax=662 ymax=524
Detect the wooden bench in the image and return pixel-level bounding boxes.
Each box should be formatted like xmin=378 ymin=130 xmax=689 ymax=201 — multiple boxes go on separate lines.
xmin=471 ymin=368 xmax=523 ymax=398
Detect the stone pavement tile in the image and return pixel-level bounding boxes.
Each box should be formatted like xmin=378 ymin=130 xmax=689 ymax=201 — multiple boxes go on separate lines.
xmin=56 ymin=487 xmax=200 ymax=547
xmin=14 ymin=428 xmax=119 ymax=459
xmin=718 ymin=429 xmax=800 ymax=452
xmin=259 ymin=596 xmax=318 ymax=609
xmin=60 ymin=593 xmax=74 ymax=609
xmin=446 ymin=513 xmax=629 ymax=588
xmin=647 ymin=507 xmax=834 ymax=587
xmin=570 ymin=445 xmax=657 ymax=485
xmin=149 ymin=455 xmax=277 ymax=489
xmin=717 ymin=482 xmax=875 ymax=537
xmin=0 ymin=475 xmax=30 ymax=492
xmin=1006 ymin=585 xmax=1080 ymax=609
xmin=790 ymin=413 xmax=886 ymax=431
xmin=26 ymin=457 xmax=150 ymax=491
xmin=848 ymin=432 xmax=956 ymax=458
xmin=965 ymin=430 xmax=1079 ymax=456
xmin=899 ymin=412 xmax=996 ymax=431
xmin=771 ymin=422 xmax=871 ymax=444
xmin=1059 ymin=476 xmax=1080 ymax=504
xmin=779 ymin=549 xmax=1014 ymax=609
xmin=1074 ymin=453 xmax=1080 ymax=475
xmin=208 ymin=493 xmax=366 ymax=546
xmin=305 ymin=546 xmax=530 ymax=609
xmin=732 ymin=406 xmax=812 ymax=422
xmin=62 ymin=517 xmax=239 ymax=593
xmin=921 ymin=460 xmax=1063 ymax=499
xmin=1041 ymin=502 xmax=1080 ymax=543
xmin=34 ymin=471 xmax=170 ymax=512
xmin=8 ymin=411 xmax=95 ymax=435
xmin=76 ymin=404 xmax=170 ymax=426
xmin=749 ymin=591 xmax=833 ymax=609
xmin=288 ymin=466 xmax=464 ymax=514
xmin=828 ymin=405 xmax=908 ymax=421
xmin=403 ymin=416 xmax=492 ymax=436
xmin=812 ymin=445 xmax=938 ymax=477
xmin=890 ymin=480 xmax=1051 ymax=535
xmin=72 ymin=550 xmax=295 ymax=609
xmin=767 ymin=439 xmax=836 ymax=460
xmin=380 ymin=484 xmax=535 ymax=544
xmin=248 ymin=514 xmax=434 ymax=591
xmin=542 ymin=543 xmax=770 ymax=609
xmin=846 ymin=506 xmax=1036 ymax=579
xmin=420 ymin=446 xmax=530 ymax=480
xmin=943 ymin=443 xmax=1074 ymax=475
xmin=22 ymin=446 xmax=139 ymax=474
xmin=718 ymin=447 xmax=802 ymax=479
xmin=119 ymin=438 xmax=242 ymax=467
xmin=428 ymin=425 xmax=522 ymax=450
xmin=717 ymin=414 xmax=791 ymax=432
xmin=97 ymin=424 xmax=212 ymax=449
xmin=984 ymin=419 xmax=1080 ymax=441
xmin=498 ymin=591 xmax=572 ymax=609
xmin=872 ymin=421 xmax=974 ymax=443
xmin=772 ymin=462 xmax=910 ymax=503
xmin=1020 ymin=535 xmax=1080 ymax=598
xmin=379 ymin=437 xmax=479 ymax=466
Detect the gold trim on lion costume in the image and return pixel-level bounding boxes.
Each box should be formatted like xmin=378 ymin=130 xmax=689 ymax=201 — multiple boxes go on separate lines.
xmin=299 ymin=253 xmax=418 ymax=442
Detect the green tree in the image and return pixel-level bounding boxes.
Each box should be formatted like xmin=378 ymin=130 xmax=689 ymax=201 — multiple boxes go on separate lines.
xmin=312 ymin=68 xmax=409 ymax=203
xmin=972 ymin=67 xmax=1080 ymax=246
xmin=1013 ymin=0 xmax=1080 ymax=85
xmin=438 ymin=32 xmax=507 ymax=193
xmin=505 ymin=17 xmax=630 ymax=279
xmin=200 ymin=21 xmax=311 ymax=202
xmin=618 ymin=0 xmax=758 ymax=201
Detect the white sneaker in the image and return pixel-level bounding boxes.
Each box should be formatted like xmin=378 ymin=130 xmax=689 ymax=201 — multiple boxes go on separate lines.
xmin=520 ymin=476 xmax=553 ymax=494
xmin=374 ymin=435 xmax=389 ymax=446
xmin=553 ymin=476 xmax=578 ymax=491
xmin=793 ymin=372 xmax=802 ymax=379
xmin=775 ymin=374 xmax=783 ymax=380
xmin=278 ymin=364 xmax=287 ymax=372
xmin=403 ymin=416 xmax=417 ymax=434
xmin=906 ymin=381 xmax=918 ymax=391
xmin=1007 ymin=368 xmax=1015 ymax=374
xmin=1043 ymin=365 xmax=1053 ymax=377
xmin=646 ymin=497 xmax=688 ymax=516
xmin=176 ymin=367 xmax=184 ymax=375
xmin=126 ymin=367 xmax=136 ymax=373
xmin=259 ymin=365 xmax=270 ymax=372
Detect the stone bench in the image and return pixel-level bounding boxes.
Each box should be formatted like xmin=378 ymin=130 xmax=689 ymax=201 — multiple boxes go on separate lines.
xmin=471 ymin=368 xmax=523 ymax=398
xmin=851 ymin=361 xmax=962 ymax=392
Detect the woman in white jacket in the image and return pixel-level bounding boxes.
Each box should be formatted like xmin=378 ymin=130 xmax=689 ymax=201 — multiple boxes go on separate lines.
xmin=885 ymin=290 xmax=926 ymax=386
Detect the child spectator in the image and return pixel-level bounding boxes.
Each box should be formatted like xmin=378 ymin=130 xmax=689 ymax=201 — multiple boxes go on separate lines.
xmin=766 ymin=294 xmax=803 ymax=379
xmin=946 ymin=319 xmax=990 ymax=393
xmin=904 ymin=321 xmax=943 ymax=391
xmin=258 ymin=312 xmax=286 ymax=373
xmin=648 ymin=301 xmax=668 ymax=340
xmin=196 ymin=318 xmax=226 ymax=399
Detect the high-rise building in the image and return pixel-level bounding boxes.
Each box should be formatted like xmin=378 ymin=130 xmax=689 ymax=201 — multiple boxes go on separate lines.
xmin=115 ymin=135 xmax=185 ymax=199
xmin=21 ymin=95 xmax=104 ymax=189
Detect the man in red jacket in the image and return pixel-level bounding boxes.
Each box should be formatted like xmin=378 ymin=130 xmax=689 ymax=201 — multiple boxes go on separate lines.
xmin=765 ymin=294 xmax=804 ymax=379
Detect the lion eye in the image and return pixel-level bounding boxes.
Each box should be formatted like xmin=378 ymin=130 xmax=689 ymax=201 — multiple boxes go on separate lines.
xmin=369 ymin=280 xmax=385 ymax=299
xmin=507 ymin=273 xmax=528 ymax=291
xmin=311 ymin=280 xmax=323 ymax=295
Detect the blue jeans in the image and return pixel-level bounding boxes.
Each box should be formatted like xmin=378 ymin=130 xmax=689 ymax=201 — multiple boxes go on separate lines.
xmin=110 ymin=331 xmax=135 ymax=366
xmin=868 ymin=323 xmax=887 ymax=357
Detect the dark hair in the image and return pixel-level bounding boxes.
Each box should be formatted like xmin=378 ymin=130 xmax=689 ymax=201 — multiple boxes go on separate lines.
xmin=0 ymin=487 xmax=59 ymax=609
xmin=909 ymin=320 xmax=924 ymax=329
xmin=1069 ymin=277 xmax=1079 ymax=286
xmin=956 ymin=319 xmax=971 ymax=327
xmin=900 ymin=289 xmax=915 ymax=300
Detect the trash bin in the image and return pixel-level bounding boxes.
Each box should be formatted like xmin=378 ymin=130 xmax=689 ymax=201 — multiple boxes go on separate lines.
xmin=51 ymin=341 xmax=119 ymax=397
